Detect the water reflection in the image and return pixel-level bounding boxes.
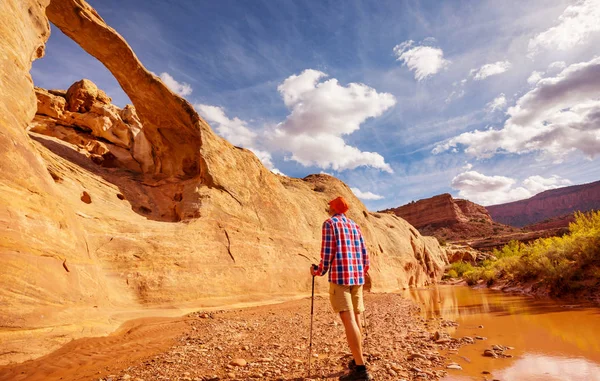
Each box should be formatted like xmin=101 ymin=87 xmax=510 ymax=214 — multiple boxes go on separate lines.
xmin=402 ymin=286 xmax=600 ymax=380
xmin=498 ymin=354 xmax=600 ymax=381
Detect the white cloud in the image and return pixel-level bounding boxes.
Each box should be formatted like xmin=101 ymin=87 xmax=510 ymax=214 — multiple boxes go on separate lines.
xmin=195 ymin=104 xmax=256 ymax=147
xmin=159 ymin=72 xmax=192 ymax=97
xmin=470 ymin=61 xmax=512 ymax=80
xmin=434 ymin=57 xmax=600 ymax=161
xmin=195 ymin=104 xmax=281 ymax=173
xmin=393 ymin=39 xmax=450 ymax=81
xmin=486 ymin=93 xmax=507 ymax=113
xmin=528 ymin=0 xmax=600 ymax=56
xmin=522 ymin=175 xmax=573 ymax=195
xmin=351 ymin=187 xmax=384 ymax=200
xmin=527 ymin=70 xmax=545 ymax=85
xmin=451 ymin=171 xmax=571 ymax=205
xmin=271 ymin=69 xmax=396 ymax=173
xmin=548 ymin=61 xmax=567 ymax=71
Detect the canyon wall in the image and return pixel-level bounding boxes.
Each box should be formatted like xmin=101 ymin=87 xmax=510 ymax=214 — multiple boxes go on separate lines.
xmin=487 ymin=181 xmax=600 ymax=227
xmin=0 ymin=0 xmax=448 ymax=364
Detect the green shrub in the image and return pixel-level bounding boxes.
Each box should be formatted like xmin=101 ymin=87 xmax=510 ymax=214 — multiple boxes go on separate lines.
xmin=460 ymin=211 xmax=600 ymax=292
xmin=447 ymin=269 xmax=458 ymax=278
xmin=450 ymin=261 xmax=474 ymax=277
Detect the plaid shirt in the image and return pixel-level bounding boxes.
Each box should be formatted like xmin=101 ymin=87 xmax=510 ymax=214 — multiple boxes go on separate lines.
xmin=314 ymin=213 xmax=369 ymax=285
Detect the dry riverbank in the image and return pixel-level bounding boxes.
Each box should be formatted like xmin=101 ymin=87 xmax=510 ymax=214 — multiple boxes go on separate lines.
xmin=0 ymin=293 xmax=469 ymax=381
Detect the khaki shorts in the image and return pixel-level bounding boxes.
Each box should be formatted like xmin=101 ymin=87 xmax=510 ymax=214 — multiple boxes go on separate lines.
xmin=329 ymin=283 xmax=365 ymax=313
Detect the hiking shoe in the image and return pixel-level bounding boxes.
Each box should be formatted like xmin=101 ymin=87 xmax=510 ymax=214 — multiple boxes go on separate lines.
xmin=339 ymin=368 xmax=373 ymax=381
xmin=348 ymin=359 xmax=356 ymax=370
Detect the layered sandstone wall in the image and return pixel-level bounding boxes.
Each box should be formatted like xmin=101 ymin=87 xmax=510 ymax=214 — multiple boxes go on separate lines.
xmin=487 ymin=180 xmax=600 ymax=227
xmin=0 ymin=0 xmax=111 ymax=337
xmin=0 ymin=0 xmax=449 ymax=364
xmin=381 ymin=193 xmax=493 ymax=229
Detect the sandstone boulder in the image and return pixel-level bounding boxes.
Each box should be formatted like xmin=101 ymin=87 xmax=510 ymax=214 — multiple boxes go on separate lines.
xmin=65 ymin=78 xmax=111 ymax=112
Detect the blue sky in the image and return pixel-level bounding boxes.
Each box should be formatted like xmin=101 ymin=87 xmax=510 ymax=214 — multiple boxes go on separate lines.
xmin=32 ymin=0 xmax=600 ymax=210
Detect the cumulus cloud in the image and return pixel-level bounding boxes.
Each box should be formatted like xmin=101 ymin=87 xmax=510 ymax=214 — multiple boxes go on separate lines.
xmin=393 ymin=39 xmax=450 ymax=81
xmin=451 ymin=171 xmax=571 ymax=205
xmin=470 ymin=61 xmax=512 ymax=80
xmin=159 ymin=72 xmax=192 ymax=97
xmin=548 ymin=61 xmax=567 ymax=71
xmin=195 ymin=104 xmax=256 ymax=147
xmin=433 ymin=57 xmax=600 ymax=161
xmin=351 ymin=187 xmax=384 ymax=200
xmin=528 ymin=0 xmax=600 ymax=56
xmin=486 ymin=93 xmax=507 ymax=113
xmin=271 ymin=69 xmax=396 ymax=172
xmin=527 ymin=70 xmax=544 ymax=85
xmin=195 ymin=104 xmax=281 ymax=173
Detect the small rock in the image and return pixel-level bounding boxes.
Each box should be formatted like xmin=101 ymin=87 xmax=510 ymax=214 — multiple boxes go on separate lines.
xmin=483 ymin=349 xmax=497 ymax=358
xmin=482 ymin=371 xmax=491 ymax=374
xmin=408 ymin=353 xmax=427 ymax=361
xmin=447 ymin=364 xmax=462 ymax=370
xmin=475 ymin=336 xmax=487 ymax=340
xmin=230 ymin=358 xmax=247 ymax=367
xmin=478 ymin=325 xmax=484 ymax=328
xmin=121 ymin=375 xmax=131 ymax=381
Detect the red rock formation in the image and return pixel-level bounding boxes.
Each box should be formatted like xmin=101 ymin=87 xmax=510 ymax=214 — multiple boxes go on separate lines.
xmin=382 ymin=194 xmax=475 ymax=228
xmin=0 ymin=0 xmax=449 ymax=365
xmin=381 ymin=194 xmax=521 ymax=244
xmin=487 ymin=180 xmax=600 ymax=227
xmin=381 ymin=194 xmax=495 ymax=228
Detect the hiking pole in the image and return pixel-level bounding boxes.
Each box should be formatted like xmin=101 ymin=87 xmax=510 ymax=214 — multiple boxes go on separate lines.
xmin=308 ymin=265 xmax=317 ymax=378
xmin=363 ymin=309 xmax=369 ymax=360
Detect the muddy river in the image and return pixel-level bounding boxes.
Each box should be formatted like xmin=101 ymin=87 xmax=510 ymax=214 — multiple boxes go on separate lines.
xmin=402 ymin=286 xmax=600 ymax=381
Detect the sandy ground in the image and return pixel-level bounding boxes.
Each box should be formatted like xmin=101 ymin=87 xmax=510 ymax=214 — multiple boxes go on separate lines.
xmin=0 ymin=293 xmax=469 ymax=381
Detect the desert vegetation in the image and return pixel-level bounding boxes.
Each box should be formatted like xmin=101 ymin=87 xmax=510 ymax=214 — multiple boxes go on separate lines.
xmin=448 ymin=211 xmax=600 ymax=295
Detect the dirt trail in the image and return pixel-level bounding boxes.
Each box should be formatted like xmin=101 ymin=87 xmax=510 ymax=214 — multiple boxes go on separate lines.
xmin=0 ymin=317 xmax=189 ymax=381
xmin=0 ymin=294 xmax=466 ymax=381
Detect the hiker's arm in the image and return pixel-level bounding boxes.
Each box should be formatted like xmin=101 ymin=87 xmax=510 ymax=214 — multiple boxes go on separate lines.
xmin=359 ymin=227 xmax=369 ymax=274
xmin=314 ymin=221 xmax=334 ymax=276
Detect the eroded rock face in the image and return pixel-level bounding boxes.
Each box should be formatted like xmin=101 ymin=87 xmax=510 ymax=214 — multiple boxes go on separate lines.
xmin=0 ymin=0 xmax=449 ymax=365
xmin=32 ymin=84 xmax=153 ymax=172
xmin=487 ymin=180 xmax=600 ymax=227
xmin=381 ymin=193 xmax=494 ymax=229
xmin=381 ymin=194 xmax=523 ymax=244
xmin=0 ymin=0 xmax=111 ymax=364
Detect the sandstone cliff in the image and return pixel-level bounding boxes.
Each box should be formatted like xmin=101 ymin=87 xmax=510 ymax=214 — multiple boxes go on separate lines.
xmin=0 ymin=0 xmax=448 ymax=364
xmin=380 ymin=194 xmax=518 ymax=242
xmin=487 ymin=180 xmax=600 ymax=227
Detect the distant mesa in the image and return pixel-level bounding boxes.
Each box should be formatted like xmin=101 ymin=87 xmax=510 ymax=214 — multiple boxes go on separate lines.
xmin=487 ymin=180 xmax=600 ymax=227
xmin=379 ymin=193 xmax=518 ymax=245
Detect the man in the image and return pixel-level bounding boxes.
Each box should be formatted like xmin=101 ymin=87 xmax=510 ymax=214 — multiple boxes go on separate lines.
xmin=310 ymin=196 xmax=373 ymax=381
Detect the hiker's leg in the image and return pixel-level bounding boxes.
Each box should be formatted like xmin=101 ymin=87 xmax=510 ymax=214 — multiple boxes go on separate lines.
xmin=354 ymin=311 xmax=363 ymax=336
xmin=351 ymin=285 xmax=365 ymax=335
xmin=339 ymin=310 xmax=365 ymax=366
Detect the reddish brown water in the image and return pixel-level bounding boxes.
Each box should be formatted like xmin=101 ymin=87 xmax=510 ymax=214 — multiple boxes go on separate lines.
xmin=403 ymin=286 xmax=600 ymax=381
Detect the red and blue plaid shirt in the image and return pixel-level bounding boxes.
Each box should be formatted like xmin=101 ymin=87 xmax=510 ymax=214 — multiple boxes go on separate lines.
xmin=314 ymin=213 xmax=369 ymax=285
